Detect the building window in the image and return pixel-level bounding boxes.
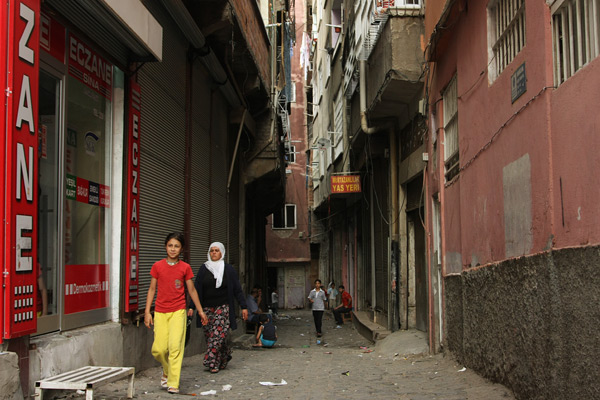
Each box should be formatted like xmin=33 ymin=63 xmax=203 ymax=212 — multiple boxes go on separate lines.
xmin=551 ymin=0 xmax=600 ymax=86
xmin=290 ymin=82 xmax=296 ymax=102
xmin=378 ymin=0 xmax=422 ymax=8
xmin=272 ymin=204 xmax=297 ymax=229
xmin=285 ymin=144 xmax=296 ymax=163
xmin=443 ymin=76 xmax=459 ymax=182
xmin=488 ymin=0 xmax=526 ymax=82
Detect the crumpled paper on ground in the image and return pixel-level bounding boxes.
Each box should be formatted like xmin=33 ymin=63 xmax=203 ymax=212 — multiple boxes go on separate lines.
xmin=259 ymin=379 xmax=287 ymax=386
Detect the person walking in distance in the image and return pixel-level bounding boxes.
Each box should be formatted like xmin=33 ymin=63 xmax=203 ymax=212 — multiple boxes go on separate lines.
xmin=333 ymin=285 xmax=353 ymax=328
xmin=308 ymin=279 xmax=327 ymax=337
xmin=144 ymin=232 xmax=208 ymax=394
xmin=188 ymin=242 xmax=248 ymax=374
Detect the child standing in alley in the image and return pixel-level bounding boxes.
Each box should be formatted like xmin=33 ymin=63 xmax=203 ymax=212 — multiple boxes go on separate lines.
xmin=144 ymin=232 xmax=208 ymax=394
xmin=308 ymin=279 xmax=327 ymax=337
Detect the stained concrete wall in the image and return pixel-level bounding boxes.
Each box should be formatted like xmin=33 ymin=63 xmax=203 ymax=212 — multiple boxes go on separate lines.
xmin=26 ymin=318 xmax=206 ymax=397
xmin=444 ymin=246 xmax=600 ymax=399
xmin=0 ymin=352 xmax=24 ymax=400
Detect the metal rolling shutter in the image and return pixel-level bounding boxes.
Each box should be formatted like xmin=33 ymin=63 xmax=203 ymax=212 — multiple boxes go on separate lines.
xmin=137 ymin=16 xmax=187 ymax=310
xmin=373 ymin=158 xmax=389 ymax=317
xmin=362 ymin=177 xmax=373 ymax=308
xmin=227 ymin=163 xmax=240 ymax=267
xmin=189 ymin=64 xmax=212 ymax=270
xmin=211 ymin=95 xmax=229 ymax=248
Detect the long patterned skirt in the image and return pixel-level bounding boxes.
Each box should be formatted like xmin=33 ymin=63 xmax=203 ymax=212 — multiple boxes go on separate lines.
xmin=202 ymin=304 xmax=231 ymax=370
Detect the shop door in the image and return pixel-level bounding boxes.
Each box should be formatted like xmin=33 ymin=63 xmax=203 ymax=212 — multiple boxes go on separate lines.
xmin=36 ymin=68 xmax=63 ymax=334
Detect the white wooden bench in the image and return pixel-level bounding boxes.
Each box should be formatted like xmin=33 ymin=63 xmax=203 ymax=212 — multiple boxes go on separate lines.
xmin=35 ymin=366 xmax=135 ymax=400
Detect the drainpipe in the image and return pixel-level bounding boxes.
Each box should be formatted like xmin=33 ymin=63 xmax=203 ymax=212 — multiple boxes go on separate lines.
xmin=360 ymin=59 xmax=382 ymax=135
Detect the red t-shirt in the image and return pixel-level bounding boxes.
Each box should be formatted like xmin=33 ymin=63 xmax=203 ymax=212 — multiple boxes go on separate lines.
xmin=341 ymin=291 xmax=352 ymax=309
xmin=150 ymin=259 xmax=193 ymax=313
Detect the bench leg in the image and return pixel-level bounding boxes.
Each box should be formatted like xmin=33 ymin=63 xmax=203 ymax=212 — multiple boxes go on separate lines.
xmin=86 ymin=388 xmax=94 ymax=400
xmin=35 ymin=387 xmax=44 ymax=400
xmin=127 ymin=372 xmax=135 ymax=398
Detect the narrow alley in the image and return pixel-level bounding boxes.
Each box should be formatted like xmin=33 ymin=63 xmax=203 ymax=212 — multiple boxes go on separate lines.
xmin=60 ymin=310 xmax=514 ymax=399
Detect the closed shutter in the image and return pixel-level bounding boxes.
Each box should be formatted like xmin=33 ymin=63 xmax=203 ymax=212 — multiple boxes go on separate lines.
xmin=188 ymin=61 xmax=214 ymax=269
xmin=211 ymin=95 xmax=229 ymax=248
xmin=361 ymin=175 xmax=372 ymax=308
xmin=228 ymin=164 xmax=240 ymax=266
xmin=373 ymin=158 xmax=389 ymax=317
xmin=137 ymin=17 xmax=187 ymax=310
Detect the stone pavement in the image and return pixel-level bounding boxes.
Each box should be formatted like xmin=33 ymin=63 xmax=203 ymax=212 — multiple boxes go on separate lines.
xmin=59 ymin=309 xmax=514 ymax=399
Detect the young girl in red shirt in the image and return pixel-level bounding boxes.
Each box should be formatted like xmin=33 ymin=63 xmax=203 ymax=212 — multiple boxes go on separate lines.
xmin=144 ymin=232 xmax=207 ymax=394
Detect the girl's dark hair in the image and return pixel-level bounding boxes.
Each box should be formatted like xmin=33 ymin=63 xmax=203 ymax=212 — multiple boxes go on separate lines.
xmin=164 ymin=232 xmax=185 ymax=247
xmin=314 ymin=279 xmax=321 ymax=284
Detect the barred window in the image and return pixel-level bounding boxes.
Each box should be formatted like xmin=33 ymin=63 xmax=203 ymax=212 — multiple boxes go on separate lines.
xmin=443 ymin=76 xmax=459 ymax=182
xmin=551 ymin=0 xmax=600 ymax=86
xmin=488 ymin=0 xmax=526 ymax=82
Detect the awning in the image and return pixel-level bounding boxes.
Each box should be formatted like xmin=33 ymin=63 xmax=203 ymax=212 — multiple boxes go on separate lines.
xmin=45 ymin=0 xmax=163 ymax=64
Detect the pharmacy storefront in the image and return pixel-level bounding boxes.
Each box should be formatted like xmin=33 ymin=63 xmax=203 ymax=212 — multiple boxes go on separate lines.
xmin=1 ymin=0 xmax=161 ymax=394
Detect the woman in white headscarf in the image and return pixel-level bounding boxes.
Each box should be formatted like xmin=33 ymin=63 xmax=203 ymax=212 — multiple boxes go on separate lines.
xmin=188 ymin=242 xmax=248 ymax=373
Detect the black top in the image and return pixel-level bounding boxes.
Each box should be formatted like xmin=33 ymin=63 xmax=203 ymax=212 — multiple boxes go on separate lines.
xmin=189 ymin=263 xmax=247 ymax=330
xmin=201 ymin=269 xmax=229 ymax=307
xmin=262 ymin=322 xmax=277 ymax=341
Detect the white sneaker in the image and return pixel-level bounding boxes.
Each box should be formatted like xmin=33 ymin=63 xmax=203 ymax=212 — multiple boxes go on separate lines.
xmin=336 ymin=325 xmax=342 ymax=329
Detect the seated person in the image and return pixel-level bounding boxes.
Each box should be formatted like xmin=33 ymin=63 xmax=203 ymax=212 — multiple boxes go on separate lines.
xmin=332 ymin=285 xmax=353 ymax=328
xmin=246 ymin=288 xmax=271 ymax=324
xmin=253 ymin=314 xmax=277 ymax=348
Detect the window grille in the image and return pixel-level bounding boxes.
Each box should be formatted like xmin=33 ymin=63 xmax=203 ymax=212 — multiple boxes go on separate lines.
xmin=443 ymin=76 xmax=459 ymax=182
xmin=551 ymin=0 xmax=600 ymax=85
xmin=488 ymin=0 xmax=526 ymax=81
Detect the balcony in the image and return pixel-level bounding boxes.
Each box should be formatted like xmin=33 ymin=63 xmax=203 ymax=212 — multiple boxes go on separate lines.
xmin=363 ymin=12 xmax=425 ymax=129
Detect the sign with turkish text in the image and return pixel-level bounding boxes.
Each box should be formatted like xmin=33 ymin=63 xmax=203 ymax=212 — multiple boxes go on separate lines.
xmin=124 ymin=80 xmax=141 ymax=311
xmin=64 ymin=264 xmax=109 ymax=314
xmin=331 ymin=175 xmax=361 ymax=194
xmin=3 ymin=0 xmax=40 ymax=339
xmin=39 ymin=12 xmax=65 ymax=63
xmin=68 ymin=34 xmax=112 ymax=99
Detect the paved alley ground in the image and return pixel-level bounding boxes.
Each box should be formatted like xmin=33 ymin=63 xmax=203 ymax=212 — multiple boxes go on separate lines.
xmin=59 ymin=309 xmax=514 ymax=399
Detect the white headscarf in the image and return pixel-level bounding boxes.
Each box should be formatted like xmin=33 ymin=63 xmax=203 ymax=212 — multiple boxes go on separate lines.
xmin=205 ymin=242 xmax=226 ymax=288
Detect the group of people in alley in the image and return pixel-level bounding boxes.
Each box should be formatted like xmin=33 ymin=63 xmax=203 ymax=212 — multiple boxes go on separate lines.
xmin=308 ymin=279 xmax=353 ymax=337
xmin=143 ymin=232 xmax=351 ymax=394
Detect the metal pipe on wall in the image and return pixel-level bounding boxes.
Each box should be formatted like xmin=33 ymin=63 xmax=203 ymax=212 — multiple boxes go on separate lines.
xmin=159 ymin=0 xmax=241 ymax=108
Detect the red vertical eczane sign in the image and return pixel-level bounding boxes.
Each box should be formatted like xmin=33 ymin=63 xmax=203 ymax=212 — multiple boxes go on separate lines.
xmin=3 ymin=0 xmax=40 ymax=339
xmin=125 ymin=80 xmax=141 ymax=311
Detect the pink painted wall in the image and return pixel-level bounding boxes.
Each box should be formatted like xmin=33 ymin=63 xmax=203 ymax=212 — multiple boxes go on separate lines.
xmin=426 ymin=1 xmax=562 ymax=271
xmin=550 ymin=58 xmax=600 ymax=248
xmin=265 ymin=2 xmax=310 ymax=263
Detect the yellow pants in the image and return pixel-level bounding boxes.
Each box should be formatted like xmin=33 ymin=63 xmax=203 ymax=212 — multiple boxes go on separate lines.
xmin=151 ymin=309 xmax=186 ymax=389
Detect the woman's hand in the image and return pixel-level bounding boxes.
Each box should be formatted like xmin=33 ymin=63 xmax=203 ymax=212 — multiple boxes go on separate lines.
xmin=144 ymin=312 xmax=153 ymax=328
xmin=199 ymin=311 xmax=209 ymax=325
xmin=187 ymin=308 xmax=194 ymax=317
xmin=242 ymin=309 xmax=248 ymax=321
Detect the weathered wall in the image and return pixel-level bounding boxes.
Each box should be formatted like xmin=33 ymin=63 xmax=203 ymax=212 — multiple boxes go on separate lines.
xmin=27 ymin=320 xmax=206 ymax=397
xmin=444 ymin=246 xmax=600 ymax=399
xmin=0 ymin=352 xmax=23 ymax=400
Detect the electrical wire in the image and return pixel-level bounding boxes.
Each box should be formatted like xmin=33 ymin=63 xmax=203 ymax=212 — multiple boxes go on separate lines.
xmin=445 ymin=85 xmax=556 ymax=188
